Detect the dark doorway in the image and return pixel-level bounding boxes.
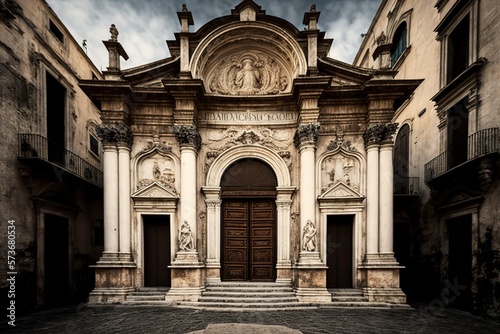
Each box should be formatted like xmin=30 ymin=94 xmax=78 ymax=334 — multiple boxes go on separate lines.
xmin=46 ymin=72 xmax=66 ymax=165
xmin=44 ymin=214 xmax=69 ymax=306
xmin=394 ymin=124 xmax=410 ymax=194
xmin=143 ymin=215 xmax=171 ymax=287
xmin=447 ymin=214 xmax=472 ymax=311
xmin=326 ymin=215 xmax=353 ymax=288
xmin=222 ymin=199 xmax=276 ymax=281
xmin=447 ymin=97 xmax=469 ymax=168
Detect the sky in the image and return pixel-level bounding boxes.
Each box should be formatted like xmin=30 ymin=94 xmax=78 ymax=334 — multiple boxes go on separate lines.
xmin=45 ymin=0 xmax=382 ymax=71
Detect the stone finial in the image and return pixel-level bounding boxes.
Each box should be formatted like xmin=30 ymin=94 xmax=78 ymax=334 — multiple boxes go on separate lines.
xmin=310 ymin=4 xmax=316 ymax=12
xmin=182 ymin=3 xmax=188 ymax=11
xmin=109 ymin=24 xmax=118 ymax=42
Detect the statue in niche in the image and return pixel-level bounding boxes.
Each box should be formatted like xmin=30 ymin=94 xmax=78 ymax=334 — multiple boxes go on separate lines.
xmin=235 ymin=58 xmax=260 ymax=93
xmin=328 ymin=168 xmax=336 ymax=184
xmin=302 ymin=220 xmax=317 ymax=252
xmin=153 ymin=162 xmax=161 ymax=179
xmin=178 ymin=220 xmax=194 ymax=251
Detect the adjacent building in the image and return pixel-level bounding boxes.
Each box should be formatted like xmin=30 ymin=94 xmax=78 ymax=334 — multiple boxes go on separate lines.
xmin=80 ymin=0 xmax=422 ymax=306
xmin=354 ymin=0 xmax=500 ymax=318
xmin=0 ymin=0 xmax=104 ymax=312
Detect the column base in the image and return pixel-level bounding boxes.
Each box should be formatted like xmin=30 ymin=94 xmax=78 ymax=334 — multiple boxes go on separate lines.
xmin=362 ymin=287 xmax=407 ymax=304
xmin=88 ymin=260 xmax=136 ymax=304
xmin=359 ymin=254 xmax=406 ymax=304
xmin=294 ymin=264 xmax=330 ymax=303
xmin=166 ymin=265 xmax=205 ymax=303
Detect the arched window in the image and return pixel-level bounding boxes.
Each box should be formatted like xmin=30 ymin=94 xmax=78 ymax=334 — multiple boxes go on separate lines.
xmin=393 ymin=124 xmax=410 ymax=193
xmin=391 ymin=22 xmax=407 ymax=66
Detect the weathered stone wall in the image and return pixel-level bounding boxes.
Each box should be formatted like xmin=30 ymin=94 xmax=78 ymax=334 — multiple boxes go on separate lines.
xmin=0 ymin=0 xmax=104 ymax=310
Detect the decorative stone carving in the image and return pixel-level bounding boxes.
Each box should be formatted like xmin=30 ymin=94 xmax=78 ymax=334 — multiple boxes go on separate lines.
xmin=327 ymin=131 xmax=357 ymax=152
xmin=96 ymin=123 xmax=133 ymax=146
xmin=291 ymin=212 xmax=299 ymax=222
xmin=278 ymin=151 xmax=292 ymax=171
xmin=478 ymin=158 xmax=494 ymax=192
xmin=205 ymin=127 xmax=292 ymax=171
xmin=302 ymin=220 xmax=317 ymax=252
xmin=178 ymin=220 xmax=194 ymax=251
xmin=135 ymin=134 xmax=172 ymax=158
xmin=321 ymin=153 xmax=360 ymax=192
xmin=208 ymin=53 xmax=288 ymax=96
xmin=136 ymin=154 xmax=176 ymax=193
xmin=109 ymin=24 xmax=119 ymax=42
xmin=363 ymin=123 xmax=398 ymax=146
xmin=376 ymin=31 xmax=387 ymax=45
xmin=294 ymin=123 xmax=320 ymax=147
xmin=172 ymin=125 xmax=202 ymax=151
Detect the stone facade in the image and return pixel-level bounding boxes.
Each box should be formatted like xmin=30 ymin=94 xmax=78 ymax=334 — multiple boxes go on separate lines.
xmin=80 ymin=0 xmax=422 ymax=306
xmin=354 ymin=0 xmax=500 ymax=319
xmin=0 ymin=0 xmax=104 ymax=312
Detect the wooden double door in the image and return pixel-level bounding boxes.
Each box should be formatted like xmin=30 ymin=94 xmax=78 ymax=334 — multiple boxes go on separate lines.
xmin=222 ymin=199 xmax=276 ymax=281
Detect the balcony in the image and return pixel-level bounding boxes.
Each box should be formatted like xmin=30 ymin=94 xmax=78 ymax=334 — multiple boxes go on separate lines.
xmin=17 ymin=134 xmax=103 ymax=188
xmin=424 ymin=128 xmax=499 ymax=183
xmin=394 ymin=177 xmax=419 ymax=195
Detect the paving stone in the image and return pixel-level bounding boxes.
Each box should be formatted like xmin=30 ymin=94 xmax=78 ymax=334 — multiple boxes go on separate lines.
xmin=1 ymin=303 xmax=499 ymax=334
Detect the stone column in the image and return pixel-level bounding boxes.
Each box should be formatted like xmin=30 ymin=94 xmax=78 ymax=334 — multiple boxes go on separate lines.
xmin=102 ymin=143 xmax=119 ymax=258
xmin=365 ymin=143 xmax=380 ymax=258
xmin=166 ymin=125 xmax=204 ymax=303
xmin=118 ymin=143 xmax=132 ymax=260
xmin=379 ymin=142 xmax=395 ymax=258
xmin=203 ymin=186 xmax=222 ymax=283
xmin=275 ymin=185 xmax=295 ymax=282
xmin=293 ymin=123 xmax=330 ymax=303
xmin=90 ymin=123 xmax=136 ymax=304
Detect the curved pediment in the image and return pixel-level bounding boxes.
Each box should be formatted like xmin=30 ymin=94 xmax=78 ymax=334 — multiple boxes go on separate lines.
xmin=190 ymin=22 xmax=307 ymax=96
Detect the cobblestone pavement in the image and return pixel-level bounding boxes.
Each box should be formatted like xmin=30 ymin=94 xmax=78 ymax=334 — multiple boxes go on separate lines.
xmin=2 ymin=303 xmax=499 ymax=334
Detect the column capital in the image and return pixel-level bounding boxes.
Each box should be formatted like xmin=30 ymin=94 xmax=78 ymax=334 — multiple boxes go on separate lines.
xmin=294 ymin=122 xmax=320 ymax=148
xmin=363 ymin=123 xmax=398 ymax=147
xmin=173 ymin=124 xmax=202 ymax=152
xmin=96 ymin=123 xmax=133 ymax=147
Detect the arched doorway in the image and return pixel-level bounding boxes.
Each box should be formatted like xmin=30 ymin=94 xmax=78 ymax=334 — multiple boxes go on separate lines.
xmin=220 ymin=158 xmax=277 ymax=281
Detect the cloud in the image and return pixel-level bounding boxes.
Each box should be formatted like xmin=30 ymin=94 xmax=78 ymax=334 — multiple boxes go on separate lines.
xmin=45 ymin=0 xmax=381 ymax=70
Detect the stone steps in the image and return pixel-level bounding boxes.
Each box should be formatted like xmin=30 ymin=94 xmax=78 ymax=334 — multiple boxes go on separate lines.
xmin=123 ymin=288 xmax=170 ymax=305
xmin=179 ymin=281 xmax=309 ymax=310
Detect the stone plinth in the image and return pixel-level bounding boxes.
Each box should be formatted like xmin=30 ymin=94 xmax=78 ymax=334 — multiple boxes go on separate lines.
xmin=166 ymin=251 xmax=205 ymax=302
xmin=294 ymin=257 xmax=331 ymax=303
xmin=359 ymin=254 xmax=406 ymax=304
xmin=88 ymin=260 xmax=136 ymax=304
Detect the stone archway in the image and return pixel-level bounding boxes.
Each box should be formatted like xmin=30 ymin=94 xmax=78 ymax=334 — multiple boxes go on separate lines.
xmin=202 ymin=145 xmax=295 ymax=282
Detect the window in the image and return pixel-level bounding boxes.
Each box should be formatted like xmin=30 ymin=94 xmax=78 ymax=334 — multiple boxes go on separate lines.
xmin=393 ymin=124 xmax=410 ymax=194
xmin=89 ymin=132 xmax=100 ymax=158
xmin=447 ymin=14 xmax=469 ymax=83
xmin=49 ymin=19 xmax=64 ymax=43
xmin=447 ymin=97 xmax=469 ymax=168
xmin=391 ymin=22 xmax=407 ymax=66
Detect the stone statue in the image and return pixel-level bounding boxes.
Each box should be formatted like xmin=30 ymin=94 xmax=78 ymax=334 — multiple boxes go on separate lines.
xmin=178 ymin=220 xmax=194 ymax=251
xmin=302 ymin=220 xmax=317 ymax=252
xmin=109 ymin=24 xmax=118 ymax=42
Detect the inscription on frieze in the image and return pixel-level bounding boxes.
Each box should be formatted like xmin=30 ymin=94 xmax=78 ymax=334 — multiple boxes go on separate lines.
xmin=205 ymin=110 xmax=296 ymax=123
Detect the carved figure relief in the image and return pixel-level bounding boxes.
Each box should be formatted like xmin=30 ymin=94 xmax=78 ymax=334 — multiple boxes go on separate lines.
xmin=321 ymin=153 xmax=360 ymax=193
xmin=136 ymin=154 xmax=176 ymax=193
xmin=178 ymin=220 xmax=194 ymax=251
xmin=302 ymin=220 xmax=317 ymax=252
xmin=208 ymin=53 xmax=288 ymax=95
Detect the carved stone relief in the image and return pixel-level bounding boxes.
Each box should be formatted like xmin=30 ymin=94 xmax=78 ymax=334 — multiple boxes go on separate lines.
xmin=136 ymin=153 xmax=176 ymax=193
xmin=321 ymin=153 xmax=360 ymax=193
xmin=208 ymin=52 xmax=288 ymax=96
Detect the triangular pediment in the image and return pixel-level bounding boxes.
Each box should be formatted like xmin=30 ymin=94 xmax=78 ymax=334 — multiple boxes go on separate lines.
xmin=319 ymin=181 xmax=364 ymax=199
xmin=131 ymin=182 xmax=178 ymax=199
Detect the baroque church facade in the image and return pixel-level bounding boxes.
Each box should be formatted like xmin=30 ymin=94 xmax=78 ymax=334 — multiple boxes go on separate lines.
xmin=80 ymin=0 xmax=422 ymax=305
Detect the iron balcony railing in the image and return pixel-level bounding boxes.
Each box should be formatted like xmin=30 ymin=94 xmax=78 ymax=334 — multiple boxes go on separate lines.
xmin=18 ymin=133 xmax=103 ymax=188
xmin=424 ymin=127 xmax=499 ymax=183
xmin=394 ymin=176 xmax=419 ymax=195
